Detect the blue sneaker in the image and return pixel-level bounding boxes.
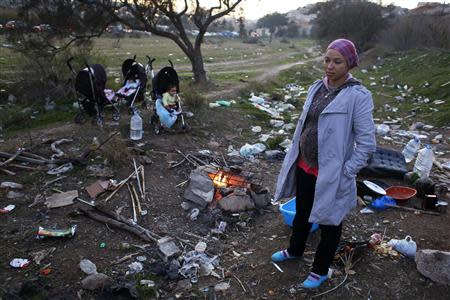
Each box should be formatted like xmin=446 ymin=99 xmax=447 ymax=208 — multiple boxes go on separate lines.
xmin=301 ymin=272 xmax=328 ymax=289
xmin=271 ymin=249 xmax=300 ymax=262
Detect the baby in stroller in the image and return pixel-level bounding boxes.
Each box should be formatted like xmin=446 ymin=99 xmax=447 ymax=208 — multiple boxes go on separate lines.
xmin=150 ymin=62 xmax=189 ymax=134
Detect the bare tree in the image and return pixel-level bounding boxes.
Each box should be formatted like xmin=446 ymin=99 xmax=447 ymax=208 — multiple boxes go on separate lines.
xmin=97 ymin=0 xmax=244 ymax=84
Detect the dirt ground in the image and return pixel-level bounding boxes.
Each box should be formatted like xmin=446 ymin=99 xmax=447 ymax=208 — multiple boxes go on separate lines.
xmin=1 ymin=95 xmax=450 ymax=300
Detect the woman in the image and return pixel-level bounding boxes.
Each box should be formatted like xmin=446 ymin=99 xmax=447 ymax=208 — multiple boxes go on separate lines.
xmin=272 ymin=39 xmax=376 ymax=289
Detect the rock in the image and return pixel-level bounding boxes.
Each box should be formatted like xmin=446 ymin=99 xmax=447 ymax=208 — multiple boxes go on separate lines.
xmin=0 ymin=182 xmax=23 ymax=189
xmin=250 ymin=188 xmax=271 ymax=208
xmin=195 ymin=242 xmax=207 ymax=253
xmin=183 ymin=169 xmax=215 ymax=208
xmin=218 ymin=189 xmax=255 ymax=212
xmin=175 ymin=279 xmax=192 ymax=291
xmin=81 ymin=273 xmax=112 ymax=290
xmin=140 ymin=155 xmax=153 ymax=165
xmin=415 ymin=249 xmax=450 ymax=285
xmin=8 ymin=94 xmax=17 ymax=103
xmin=157 ymin=237 xmax=181 ymax=260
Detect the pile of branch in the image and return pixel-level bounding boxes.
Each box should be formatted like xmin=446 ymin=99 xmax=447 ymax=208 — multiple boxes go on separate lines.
xmin=78 ymin=205 xmax=160 ymax=243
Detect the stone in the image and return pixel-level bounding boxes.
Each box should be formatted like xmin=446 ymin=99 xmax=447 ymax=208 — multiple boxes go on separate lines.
xmin=183 ymin=169 xmax=215 ymax=208
xmin=250 ymin=188 xmax=271 ymax=208
xmin=195 ymin=241 xmax=207 ymax=253
xmin=157 ymin=237 xmax=181 ymax=260
xmin=0 ymin=182 xmax=23 ymax=189
xmin=214 ymin=282 xmax=230 ymax=292
xmin=81 ymin=273 xmax=112 ymax=290
xmin=175 ymin=279 xmax=192 ymax=291
xmin=415 ymin=249 xmax=450 ymax=285
xmin=218 ymin=189 xmax=255 ymax=212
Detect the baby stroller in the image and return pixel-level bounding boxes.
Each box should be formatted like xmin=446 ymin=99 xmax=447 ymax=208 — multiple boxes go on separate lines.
xmin=149 ymin=60 xmax=189 ymax=134
xmin=67 ymin=58 xmax=120 ymax=125
xmin=116 ymin=55 xmax=153 ymax=110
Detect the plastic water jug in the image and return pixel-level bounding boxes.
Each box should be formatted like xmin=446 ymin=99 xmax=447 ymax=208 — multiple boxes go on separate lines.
xmin=387 ymin=235 xmax=417 ymax=258
xmin=402 ymin=137 xmax=420 ymax=163
xmin=130 ymin=110 xmax=143 ymax=140
xmin=413 ymin=145 xmax=434 ymax=178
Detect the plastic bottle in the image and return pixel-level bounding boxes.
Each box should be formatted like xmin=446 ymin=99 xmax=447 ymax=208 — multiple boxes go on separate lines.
xmin=413 ymin=144 xmax=434 ymax=178
xmin=130 ymin=109 xmax=143 ymax=140
xmin=402 ymin=137 xmax=420 ymax=163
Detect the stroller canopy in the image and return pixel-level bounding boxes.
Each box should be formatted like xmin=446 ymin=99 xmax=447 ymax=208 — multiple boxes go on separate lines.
xmin=121 ymin=58 xmax=147 ymax=88
xmin=152 ymin=66 xmax=179 ymax=98
xmin=75 ymin=64 xmax=107 ymax=100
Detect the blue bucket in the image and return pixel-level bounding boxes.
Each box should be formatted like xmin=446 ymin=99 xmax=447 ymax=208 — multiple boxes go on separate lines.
xmin=279 ymin=197 xmax=319 ymax=232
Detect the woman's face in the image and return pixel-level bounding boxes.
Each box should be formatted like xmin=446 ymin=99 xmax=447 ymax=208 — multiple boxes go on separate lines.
xmin=323 ymin=49 xmax=349 ymax=86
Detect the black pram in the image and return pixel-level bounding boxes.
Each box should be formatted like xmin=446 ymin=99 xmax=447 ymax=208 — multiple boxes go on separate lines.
xmin=116 ymin=55 xmax=152 ymax=109
xmin=67 ymin=58 xmax=119 ymax=125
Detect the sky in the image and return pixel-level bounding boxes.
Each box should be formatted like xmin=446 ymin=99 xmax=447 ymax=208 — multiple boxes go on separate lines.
xmin=238 ymin=0 xmax=449 ymax=20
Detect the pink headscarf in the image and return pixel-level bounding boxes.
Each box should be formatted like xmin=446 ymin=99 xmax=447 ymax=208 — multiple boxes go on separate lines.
xmin=327 ymin=39 xmax=359 ymax=69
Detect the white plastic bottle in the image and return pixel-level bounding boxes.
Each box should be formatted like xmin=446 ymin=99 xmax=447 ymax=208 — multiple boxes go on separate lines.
xmin=413 ymin=144 xmax=434 ymax=178
xmin=402 ymin=137 xmax=420 ymax=163
xmin=130 ymin=110 xmax=143 ymax=140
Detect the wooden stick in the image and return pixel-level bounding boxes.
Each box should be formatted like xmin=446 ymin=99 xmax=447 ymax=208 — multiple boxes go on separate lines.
xmin=175 ymin=149 xmax=198 ymax=166
xmin=312 ymin=273 xmax=348 ymax=298
xmin=8 ymin=163 xmax=44 ymax=171
xmin=103 ymin=167 xmax=142 ymax=202
xmin=384 ymin=204 xmax=441 ymax=216
xmin=0 ymin=152 xmax=47 ymax=165
xmin=221 ymin=152 xmax=229 ymax=168
xmin=0 ymin=149 xmax=23 ymax=167
xmin=127 ymin=183 xmax=138 ymax=222
xmin=0 ymin=168 xmax=16 ymax=175
xmin=131 ymin=183 xmax=142 ymax=214
xmin=20 ymin=151 xmax=50 ymax=162
xmin=79 ymin=131 xmax=119 ymax=160
xmin=43 ymin=176 xmax=67 ymax=187
xmin=133 ymin=159 xmax=144 ymax=200
xmin=141 ymin=167 xmax=146 ymax=201
xmin=176 ymin=179 xmax=189 ymax=188
xmin=232 ymin=273 xmax=247 ymax=292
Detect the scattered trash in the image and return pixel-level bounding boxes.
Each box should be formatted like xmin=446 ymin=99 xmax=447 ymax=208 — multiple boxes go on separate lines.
xmin=47 ymin=162 xmax=73 ymax=175
xmin=7 ymin=191 xmax=24 ymax=199
xmin=32 ymin=247 xmax=56 ymax=264
xmin=158 ymin=237 xmax=181 ymax=261
xmin=189 ymin=208 xmax=200 ymax=221
xmin=211 ymin=221 xmax=227 ymax=234
xmin=413 ymin=145 xmax=434 ymax=178
xmin=10 ymin=258 xmax=30 ymax=268
xmin=264 ymin=150 xmax=285 ymax=160
xmin=99 ymin=242 xmax=106 ymax=248
xmin=195 ymin=241 xmax=207 ymax=253
xmin=0 ymin=181 xmax=23 ymax=189
xmin=360 ymin=207 xmax=375 ymax=214
xmin=402 ymin=137 xmax=420 ymax=163
xmin=370 ymin=196 xmax=396 ymax=210
xmin=251 ymin=126 xmax=262 ymax=133
xmin=214 ymin=282 xmax=230 ymax=292
xmin=376 ymin=124 xmax=390 ymax=136
xmin=249 ymin=93 xmax=265 ymax=105
xmin=127 ymin=262 xmax=143 ymax=274
xmin=239 ymin=143 xmax=266 ymax=159
xmin=136 ymin=256 xmax=147 ymax=262
xmin=388 ymin=236 xmax=417 ymax=258
xmin=179 ymin=250 xmax=220 ymax=283
xmin=80 ymin=259 xmax=98 ymax=275
xmin=272 ymin=262 xmax=284 ymax=273
xmin=37 ymin=225 xmax=77 ymax=239
xmin=279 ymin=139 xmax=292 ymax=149
xmin=86 ymin=180 xmax=111 ymax=199
xmin=363 ymin=180 xmax=386 ymax=196
xmin=40 ymin=268 xmax=52 ymax=276
xmin=140 ymin=279 xmax=155 ymax=287
xmin=0 ymin=204 xmax=15 ymax=213
xmin=45 ymin=190 xmax=78 ymax=208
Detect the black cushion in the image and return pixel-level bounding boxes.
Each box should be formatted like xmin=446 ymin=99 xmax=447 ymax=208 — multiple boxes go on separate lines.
xmin=360 ymin=147 xmax=408 ymax=178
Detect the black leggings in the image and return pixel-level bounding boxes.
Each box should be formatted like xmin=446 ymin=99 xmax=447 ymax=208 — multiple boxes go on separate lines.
xmin=287 ymin=167 xmax=342 ymax=276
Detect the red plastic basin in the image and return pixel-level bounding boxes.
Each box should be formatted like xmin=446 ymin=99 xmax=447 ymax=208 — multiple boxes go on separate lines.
xmin=385 ymin=186 xmax=417 ymax=203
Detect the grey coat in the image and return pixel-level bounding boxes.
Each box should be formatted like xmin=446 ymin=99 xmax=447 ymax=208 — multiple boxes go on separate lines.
xmin=274 ymin=79 xmax=376 ymax=225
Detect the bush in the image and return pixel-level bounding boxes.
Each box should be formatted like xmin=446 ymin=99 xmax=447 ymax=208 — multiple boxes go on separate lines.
xmin=379 ymin=15 xmax=450 ymax=50
xmin=181 ymin=88 xmax=207 ymax=110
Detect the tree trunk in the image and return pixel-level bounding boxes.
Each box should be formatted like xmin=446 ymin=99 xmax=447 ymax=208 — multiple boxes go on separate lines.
xmin=191 ymin=48 xmax=208 ymax=84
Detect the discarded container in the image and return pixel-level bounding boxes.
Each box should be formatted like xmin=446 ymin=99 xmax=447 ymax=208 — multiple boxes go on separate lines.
xmin=127 ymin=262 xmax=143 ymax=274
xmin=130 ymin=109 xmax=143 ymax=140
xmin=402 ymin=137 xmax=420 ymax=163
xmin=376 ymin=124 xmax=390 ymax=135
xmin=387 ymin=235 xmax=417 ymax=258
xmin=239 ymin=143 xmax=266 ymax=158
xmin=279 ymin=198 xmax=319 ymax=232
xmin=413 ymin=145 xmax=434 ymax=178
xmin=385 ymin=186 xmax=417 ymax=203
xmin=80 ymin=259 xmax=98 ymax=275
xmin=37 ymin=225 xmax=77 ymax=239
xmin=10 ymin=258 xmax=30 ymax=268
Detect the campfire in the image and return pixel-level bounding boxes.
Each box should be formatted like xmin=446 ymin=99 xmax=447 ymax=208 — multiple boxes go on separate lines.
xmin=207 ymin=169 xmax=250 ymax=201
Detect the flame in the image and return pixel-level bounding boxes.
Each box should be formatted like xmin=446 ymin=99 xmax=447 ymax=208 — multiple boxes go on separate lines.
xmin=213 ymin=172 xmax=229 ymax=188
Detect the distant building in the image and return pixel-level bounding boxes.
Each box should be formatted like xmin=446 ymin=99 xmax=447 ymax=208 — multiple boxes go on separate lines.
xmin=411 ymin=2 xmax=450 ymax=15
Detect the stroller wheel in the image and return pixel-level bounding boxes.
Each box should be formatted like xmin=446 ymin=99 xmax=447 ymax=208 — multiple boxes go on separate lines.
xmin=154 ymin=122 xmax=162 ymax=135
xmin=92 ymin=116 xmax=104 ymax=127
xmin=74 ymin=112 xmax=86 ymax=124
